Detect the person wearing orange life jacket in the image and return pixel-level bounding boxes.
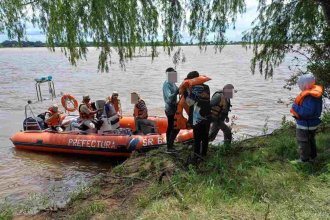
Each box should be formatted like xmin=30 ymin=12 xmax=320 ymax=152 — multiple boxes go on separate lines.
xmin=174 ymin=71 xmax=210 ymax=130
xmin=79 ymin=95 xmax=101 ymax=129
xmin=132 ymin=92 xmax=157 ymax=134
xmin=45 ymin=104 xmax=65 ymax=132
xmin=108 ymin=91 xmax=122 ymax=117
xmin=208 ymin=84 xmax=234 ymax=145
xmin=182 ymin=71 xmax=211 ymax=163
xmin=290 ymin=74 xmax=323 ymax=163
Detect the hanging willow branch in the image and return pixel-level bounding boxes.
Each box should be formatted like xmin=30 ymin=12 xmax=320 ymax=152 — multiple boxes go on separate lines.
xmin=0 ymin=0 xmax=329 ymax=89
xmin=0 ymin=0 xmax=245 ymax=72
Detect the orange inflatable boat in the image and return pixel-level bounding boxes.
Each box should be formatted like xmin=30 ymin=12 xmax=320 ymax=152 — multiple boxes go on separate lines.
xmin=10 ymin=116 xmax=193 ymax=157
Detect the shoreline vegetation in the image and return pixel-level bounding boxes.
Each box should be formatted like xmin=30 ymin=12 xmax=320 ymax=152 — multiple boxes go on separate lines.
xmin=1 ymin=114 xmax=329 ymax=220
xmin=0 ymin=40 xmax=246 ymax=48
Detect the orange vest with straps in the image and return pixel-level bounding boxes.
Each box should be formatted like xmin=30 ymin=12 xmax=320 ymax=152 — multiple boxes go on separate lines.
xmin=134 ymin=100 xmax=148 ymax=119
xmin=46 ymin=112 xmax=65 ymax=127
xmin=290 ymin=85 xmax=323 ymax=118
xmin=79 ymin=103 xmax=94 ymax=120
xmin=174 ymin=75 xmax=211 ymax=129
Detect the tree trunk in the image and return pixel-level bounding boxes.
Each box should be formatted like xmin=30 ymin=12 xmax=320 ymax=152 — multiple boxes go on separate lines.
xmin=319 ymin=0 xmax=330 ymax=27
xmin=317 ymin=0 xmax=330 ymax=47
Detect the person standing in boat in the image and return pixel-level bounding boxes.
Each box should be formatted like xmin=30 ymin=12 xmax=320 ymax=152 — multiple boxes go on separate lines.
xmin=208 ymin=84 xmax=234 ymax=145
xmin=163 ymin=67 xmax=179 ymax=152
xmin=108 ymin=91 xmax=122 ymax=117
xmin=79 ymin=95 xmax=100 ymax=129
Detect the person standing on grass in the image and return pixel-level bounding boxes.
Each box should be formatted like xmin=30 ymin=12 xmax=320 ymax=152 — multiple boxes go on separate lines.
xmin=187 ymin=71 xmax=211 ymax=163
xmin=208 ymin=84 xmax=234 ymax=145
xmin=162 ymin=67 xmax=179 ymax=152
xmin=290 ymin=74 xmax=323 ymax=163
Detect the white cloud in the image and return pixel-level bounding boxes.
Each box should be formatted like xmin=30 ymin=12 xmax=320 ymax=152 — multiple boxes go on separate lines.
xmin=225 ymin=0 xmax=259 ymax=41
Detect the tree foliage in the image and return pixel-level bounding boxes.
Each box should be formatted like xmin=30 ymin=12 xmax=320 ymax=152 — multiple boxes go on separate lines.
xmin=0 ymin=0 xmax=245 ymax=70
xmin=242 ymin=0 xmax=330 ymax=90
xmin=0 ymin=0 xmax=329 ymax=89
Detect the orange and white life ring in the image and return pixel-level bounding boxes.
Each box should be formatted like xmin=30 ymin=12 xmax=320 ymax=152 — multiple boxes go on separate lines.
xmin=61 ymin=94 xmax=78 ymax=112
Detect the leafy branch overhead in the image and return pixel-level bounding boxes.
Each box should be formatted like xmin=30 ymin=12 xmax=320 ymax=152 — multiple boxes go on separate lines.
xmin=243 ymin=0 xmax=330 ymax=84
xmin=0 ymin=0 xmax=245 ymax=70
xmin=0 ymin=0 xmax=329 ymax=88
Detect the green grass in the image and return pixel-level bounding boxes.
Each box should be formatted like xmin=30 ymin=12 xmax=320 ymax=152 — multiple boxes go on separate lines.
xmin=0 ymin=203 xmax=13 ymax=220
xmin=71 ymin=202 xmax=106 ymax=220
xmin=115 ymin=123 xmax=330 ymax=219
xmin=69 ymin=185 xmax=102 ymax=204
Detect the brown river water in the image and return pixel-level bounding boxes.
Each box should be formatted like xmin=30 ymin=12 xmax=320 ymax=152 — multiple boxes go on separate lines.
xmin=0 ymin=46 xmax=300 ymax=211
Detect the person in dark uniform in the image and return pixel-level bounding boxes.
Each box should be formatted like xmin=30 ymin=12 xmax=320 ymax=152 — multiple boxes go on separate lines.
xmin=186 ymin=71 xmax=211 ymax=163
xmin=208 ymin=84 xmax=234 ymax=145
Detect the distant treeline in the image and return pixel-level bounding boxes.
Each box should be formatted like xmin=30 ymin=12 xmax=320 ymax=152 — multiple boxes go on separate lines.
xmin=0 ymin=40 xmax=246 ymax=48
xmin=0 ymin=40 xmax=46 ymax=47
xmin=0 ymin=40 xmax=95 ymax=48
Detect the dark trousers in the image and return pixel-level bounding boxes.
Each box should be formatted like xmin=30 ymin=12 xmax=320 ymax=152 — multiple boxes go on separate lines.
xmin=193 ymin=120 xmax=210 ymax=157
xmin=166 ymin=113 xmax=180 ymax=149
xmin=188 ymin=106 xmax=194 ymax=127
xmin=209 ymin=120 xmax=232 ymax=143
xmin=296 ymin=128 xmax=317 ymax=161
xmin=135 ymin=118 xmax=157 ymax=134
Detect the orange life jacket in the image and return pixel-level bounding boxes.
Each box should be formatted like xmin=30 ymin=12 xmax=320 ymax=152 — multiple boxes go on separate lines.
xmin=174 ymin=97 xmax=190 ymax=129
xmin=178 ymin=75 xmax=211 ymax=95
xmin=134 ymin=100 xmax=148 ymax=119
xmin=79 ymin=103 xmax=94 ymax=120
xmin=174 ymin=75 xmax=211 ymax=129
xmin=290 ymin=85 xmax=323 ymax=119
xmin=46 ymin=112 xmax=65 ymax=127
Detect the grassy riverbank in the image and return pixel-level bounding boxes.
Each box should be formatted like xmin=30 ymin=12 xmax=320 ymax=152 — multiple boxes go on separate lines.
xmin=2 ymin=118 xmax=330 ymax=220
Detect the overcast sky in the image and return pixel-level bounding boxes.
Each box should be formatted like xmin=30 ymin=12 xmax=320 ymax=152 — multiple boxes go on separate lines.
xmin=0 ymin=0 xmax=258 ymax=43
